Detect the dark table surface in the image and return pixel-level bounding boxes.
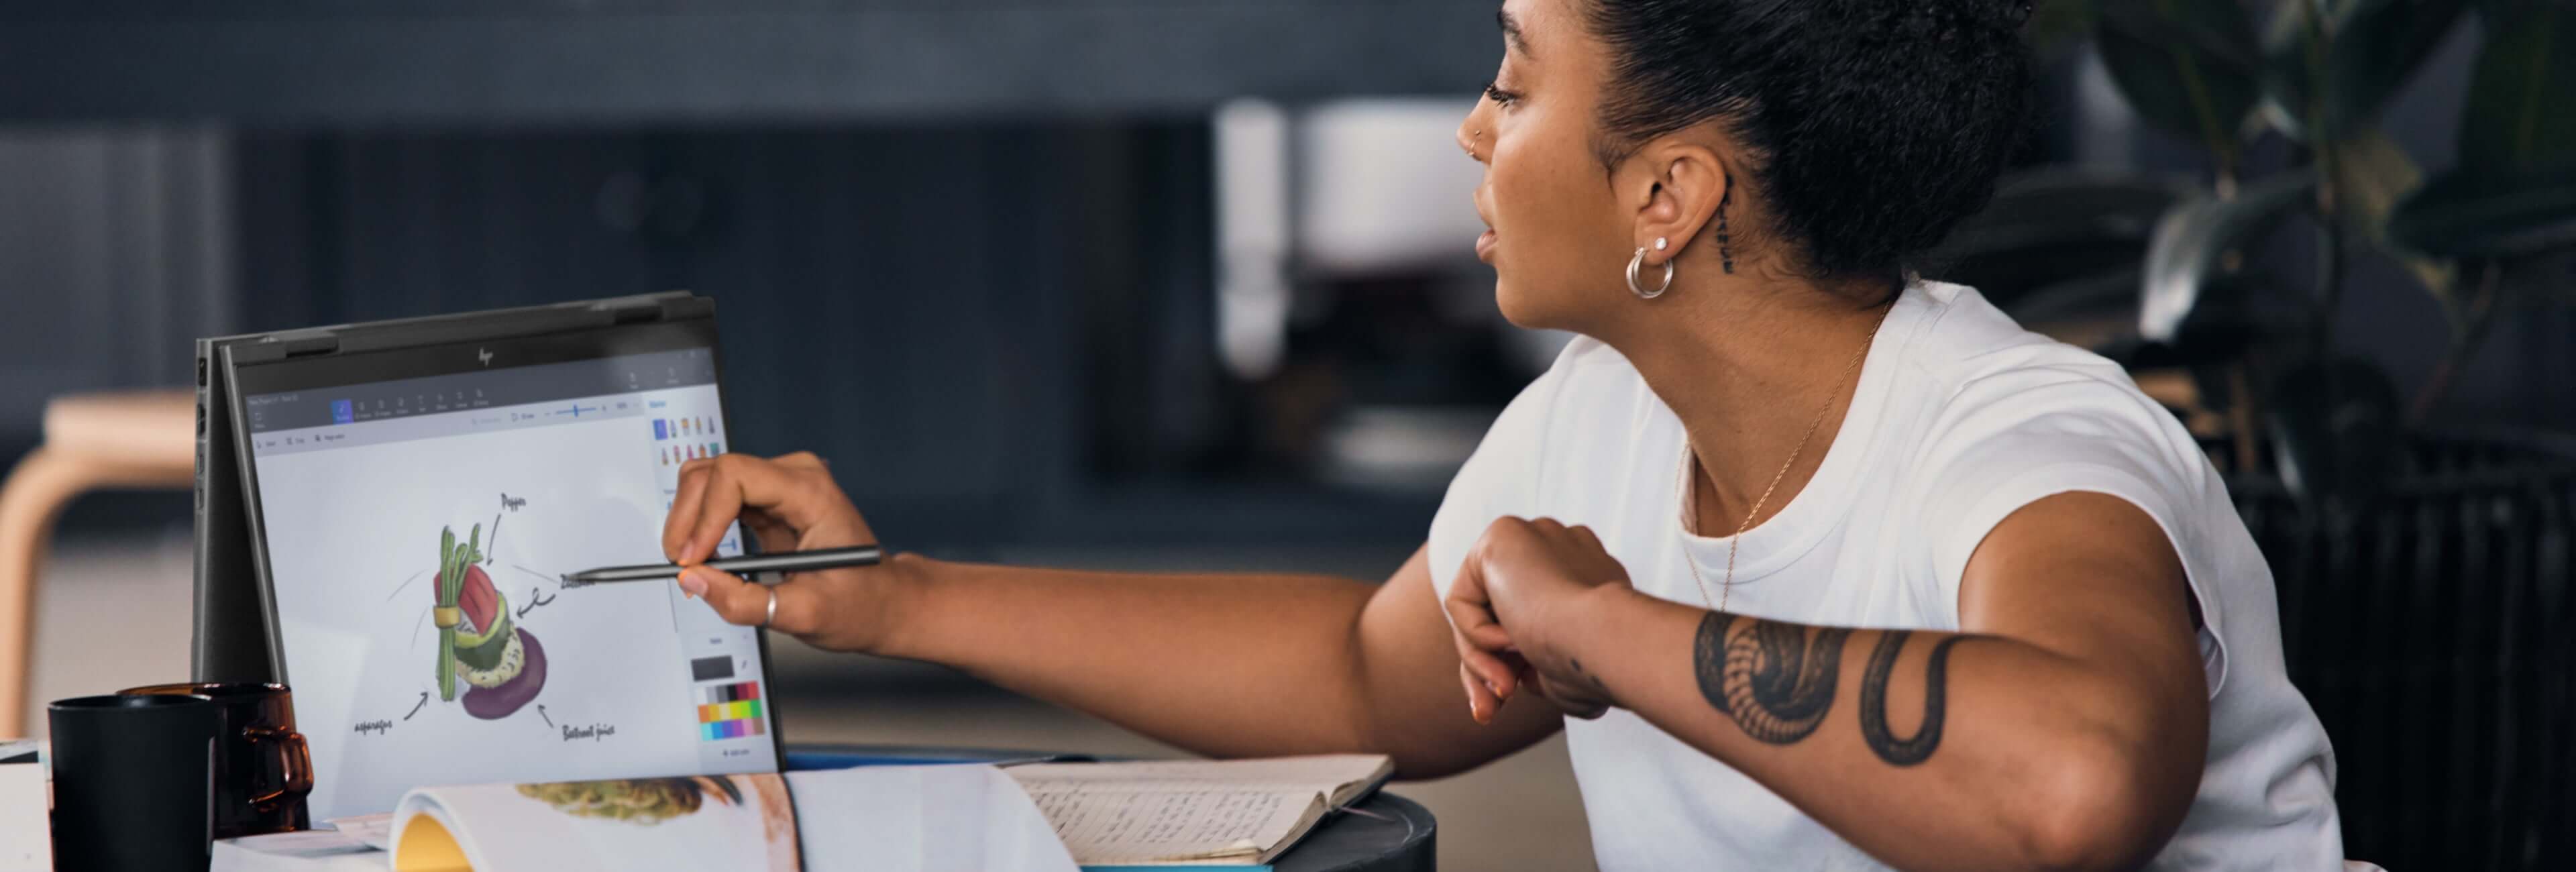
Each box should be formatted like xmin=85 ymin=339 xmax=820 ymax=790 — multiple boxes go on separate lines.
xmin=785 ymin=743 xmax=1435 ymax=872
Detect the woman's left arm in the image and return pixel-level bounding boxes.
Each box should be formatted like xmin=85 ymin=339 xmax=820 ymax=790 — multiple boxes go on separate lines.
xmin=1447 ymin=492 xmax=2208 ymax=872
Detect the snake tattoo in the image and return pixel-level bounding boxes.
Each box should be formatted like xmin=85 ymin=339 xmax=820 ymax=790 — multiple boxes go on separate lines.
xmin=1857 ymin=630 xmax=1964 ymax=766
xmin=1694 ymin=613 xmax=1851 ymax=745
xmin=1692 ymin=614 xmax=1966 ymax=765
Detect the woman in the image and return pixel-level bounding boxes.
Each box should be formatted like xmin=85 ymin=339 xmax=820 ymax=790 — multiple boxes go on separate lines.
xmin=662 ymin=0 xmax=2344 ymax=867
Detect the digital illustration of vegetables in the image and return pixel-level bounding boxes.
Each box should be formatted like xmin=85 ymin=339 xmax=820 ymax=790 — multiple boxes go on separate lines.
xmin=431 ymin=523 xmax=548 ymax=720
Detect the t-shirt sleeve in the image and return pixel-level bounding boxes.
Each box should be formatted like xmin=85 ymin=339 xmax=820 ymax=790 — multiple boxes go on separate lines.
xmin=1424 ymin=362 xmax=1568 ymax=609
xmin=1914 ymin=370 xmax=2230 ymax=696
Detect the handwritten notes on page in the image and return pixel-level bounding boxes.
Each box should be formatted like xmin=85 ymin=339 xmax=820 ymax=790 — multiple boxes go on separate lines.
xmin=1022 ymin=784 xmax=1316 ymax=864
xmin=1006 ymin=754 xmax=1393 ymax=866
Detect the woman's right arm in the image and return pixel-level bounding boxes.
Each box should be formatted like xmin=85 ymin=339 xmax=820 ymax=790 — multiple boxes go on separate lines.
xmin=659 ymin=451 xmax=1561 ymax=777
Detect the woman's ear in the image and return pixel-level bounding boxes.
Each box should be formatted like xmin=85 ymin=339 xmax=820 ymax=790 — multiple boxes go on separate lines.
xmin=1625 ymin=142 xmax=1729 ymax=268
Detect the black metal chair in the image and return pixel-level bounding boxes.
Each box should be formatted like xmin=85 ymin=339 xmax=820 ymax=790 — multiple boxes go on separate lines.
xmin=2234 ymin=432 xmax=2576 ymax=871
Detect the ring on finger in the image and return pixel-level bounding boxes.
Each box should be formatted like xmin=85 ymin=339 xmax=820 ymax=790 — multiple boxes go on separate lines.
xmin=762 ymin=586 xmax=778 ymax=629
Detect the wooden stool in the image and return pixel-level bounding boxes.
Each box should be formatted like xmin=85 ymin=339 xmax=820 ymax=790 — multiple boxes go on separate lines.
xmin=0 ymin=390 xmax=196 ymax=738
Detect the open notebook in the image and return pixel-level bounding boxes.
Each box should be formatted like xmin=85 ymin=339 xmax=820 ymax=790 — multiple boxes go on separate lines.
xmin=1006 ymin=755 xmax=1395 ymax=866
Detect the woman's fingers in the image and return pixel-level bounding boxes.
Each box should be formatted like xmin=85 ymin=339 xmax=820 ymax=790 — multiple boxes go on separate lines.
xmin=1446 ymin=600 xmax=1521 ymax=706
xmin=1441 ymin=592 xmax=1519 ymax=697
xmin=774 ymin=450 xmax=829 ymax=472
xmin=1444 ymin=544 xmax=1534 ymax=708
xmin=1443 ymin=597 xmax=1517 ymax=653
xmin=1460 ymin=637 xmax=1519 ymax=702
xmin=680 ymin=565 xmax=821 ymax=637
xmin=662 ymin=458 xmax=718 ymax=561
xmin=1442 ymin=557 xmax=1519 ymax=653
xmin=1460 ymin=662 xmax=1501 ymax=724
xmin=651 ymin=449 xmax=900 ymax=653
xmin=739 ymin=506 xmax=799 ymax=554
xmin=663 ymin=454 xmax=826 ymax=565
xmin=1568 ymin=523 xmax=1602 ymax=552
xmin=679 ymin=564 xmax=754 ymax=618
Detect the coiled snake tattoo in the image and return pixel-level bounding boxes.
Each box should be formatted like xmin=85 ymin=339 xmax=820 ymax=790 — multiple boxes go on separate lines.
xmin=1695 ymin=614 xmax=1851 ymax=744
xmin=1693 ymin=614 xmax=1963 ymax=765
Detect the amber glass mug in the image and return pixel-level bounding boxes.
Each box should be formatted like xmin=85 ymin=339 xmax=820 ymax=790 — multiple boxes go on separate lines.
xmin=121 ymin=682 xmax=315 ymax=837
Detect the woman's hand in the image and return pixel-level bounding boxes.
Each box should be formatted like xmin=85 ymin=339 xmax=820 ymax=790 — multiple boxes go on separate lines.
xmin=660 ymin=451 xmax=923 ymax=653
xmin=1445 ymin=516 xmax=1638 ymax=723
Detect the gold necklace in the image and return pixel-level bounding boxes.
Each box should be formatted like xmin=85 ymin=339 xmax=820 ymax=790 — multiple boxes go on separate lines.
xmin=1682 ymin=306 xmax=1888 ymax=614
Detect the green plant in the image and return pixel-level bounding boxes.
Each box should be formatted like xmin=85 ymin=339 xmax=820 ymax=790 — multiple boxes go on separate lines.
xmin=2080 ymin=0 xmax=2576 ymax=503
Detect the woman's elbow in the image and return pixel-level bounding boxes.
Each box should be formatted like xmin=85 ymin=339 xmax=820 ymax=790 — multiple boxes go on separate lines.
xmin=2014 ymin=734 xmax=2202 ymax=872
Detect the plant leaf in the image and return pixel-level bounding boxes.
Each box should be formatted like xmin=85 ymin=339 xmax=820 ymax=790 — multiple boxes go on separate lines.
xmin=2257 ymin=0 xmax=2321 ymax=141
xmin=2324 ymin=126 xmax=2458 ymax=301
xmin=2263 ymin=0 xmax=2472 ymax=142
xmin=1939 ymin=169 xmax=2184 ymax=254
xmin=2329 ymin=0 xmax=2472 ymax=138
xmin=2141 ymin=170 xmax=2321 ymax=341
xmin=1925 ymin=169 xmax=2184 ymax=302
xmin=2386 ymin=165 xmax=2576 ymax=258
xmin=2094 ymin=0 xmax=2265 ymax=156
xmin=2329 ymin=127 xmax=2423 ymax=238
xmin=2458 ymin=0 xmax=2576 ymax=170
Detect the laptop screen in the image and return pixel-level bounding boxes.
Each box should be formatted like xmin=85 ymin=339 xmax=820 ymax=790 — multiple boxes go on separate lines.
xmin=234 ymin=329 xmax=777 ymax=821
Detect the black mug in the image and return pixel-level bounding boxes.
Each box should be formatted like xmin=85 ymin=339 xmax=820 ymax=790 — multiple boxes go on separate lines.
xmin=121 ymin=682 xmax=314 ymax=838
xmin=48 ymin=694 xmax=220 ymax=871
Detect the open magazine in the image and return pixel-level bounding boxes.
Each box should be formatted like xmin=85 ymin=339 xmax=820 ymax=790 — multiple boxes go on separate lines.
xmin=215 ymin=755 xmax=1391 ymax=870
xmin=390 ymin=773 xmax=802 ymax=871
xmin=266 ymin=765 xmax=1078 ymax=872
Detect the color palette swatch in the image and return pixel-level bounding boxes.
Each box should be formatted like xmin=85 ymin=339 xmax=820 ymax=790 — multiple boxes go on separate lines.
xmin=698 ymin=680 xmax=765 ymax=741
xmin=652 ymin=415 xmax=724 ymax=466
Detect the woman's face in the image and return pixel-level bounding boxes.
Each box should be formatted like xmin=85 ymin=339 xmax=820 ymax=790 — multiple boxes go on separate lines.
xmin=1458 ymin=0 xmax=1638 ymax=333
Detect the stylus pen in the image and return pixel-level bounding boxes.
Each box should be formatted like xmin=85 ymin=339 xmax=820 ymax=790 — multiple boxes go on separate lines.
xmin=557 ymin=545 xmax=884 ymax=588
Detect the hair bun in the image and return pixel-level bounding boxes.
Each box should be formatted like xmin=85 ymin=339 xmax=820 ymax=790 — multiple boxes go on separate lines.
xmin=1917 ymin=0 xmax=2033 ymax=40
xmin=1591 ymin=0 xmax=2032 ymax=277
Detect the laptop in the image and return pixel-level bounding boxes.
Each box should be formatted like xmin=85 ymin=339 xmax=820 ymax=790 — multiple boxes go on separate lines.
xmin=201 ymin=292 xmax=784 ymax=822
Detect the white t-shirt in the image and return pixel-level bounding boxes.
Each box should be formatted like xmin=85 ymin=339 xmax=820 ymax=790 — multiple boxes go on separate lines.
xmin=1426 ymin=280 xmax=2345 ymax=870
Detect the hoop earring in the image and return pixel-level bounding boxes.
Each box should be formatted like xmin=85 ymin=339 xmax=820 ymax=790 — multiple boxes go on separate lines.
xmin=1627 ymin=246 xmax=1674 ymax=298
xmin=1717 ymin=177 xmax=1735 ymax=274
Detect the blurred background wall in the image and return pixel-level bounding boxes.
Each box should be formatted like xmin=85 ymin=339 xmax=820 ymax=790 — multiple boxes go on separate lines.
xmin=4 ymin=3 xmax=2566 ymax=542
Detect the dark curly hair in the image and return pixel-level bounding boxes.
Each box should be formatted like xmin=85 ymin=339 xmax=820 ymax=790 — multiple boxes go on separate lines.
xmin=1585 ymin=0 xmax=2033 ymax=281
